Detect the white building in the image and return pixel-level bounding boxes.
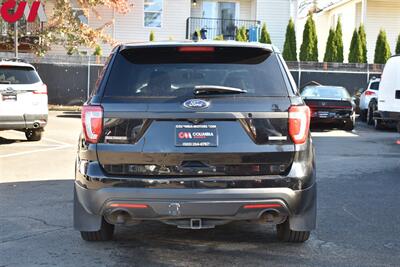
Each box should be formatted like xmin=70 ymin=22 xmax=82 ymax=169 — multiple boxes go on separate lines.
xmin=297 ymin=0 xmax=400 ymax=63
xmin=44 ymin=0 xmax=298 ymax=55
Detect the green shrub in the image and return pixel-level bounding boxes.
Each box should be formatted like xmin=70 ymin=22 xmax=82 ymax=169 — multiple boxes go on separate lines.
xmin=300 ymin=14 xmax=318 ymax=61
xmin=236 ymin=26 xmax=248 ymax=42
xmin=334 ymin=18 xmax=344 ymax=62
xmin=348 ymin=29 xmax=363 ymax=63
xmin=282 ymin=18 xmax=297 ymax=61
xmin=214 ymin=35 xmax=224 ymax=41
xmin=396 ymin=34 xmax=400 ymax=54
xmin=324 ymin=28 xmax=337 ymax=62
xmin=149 ymin=31 xmax=155 ymax=42
xmin=93 ymin=45 xmax=102 ymax=56
xmin=374 ymin=29 xmax=391 ymax=64
xmin=259 ymin=23 xmax=271 ymax=44
xmin=358 ymin=24 xmax=367 ymax=63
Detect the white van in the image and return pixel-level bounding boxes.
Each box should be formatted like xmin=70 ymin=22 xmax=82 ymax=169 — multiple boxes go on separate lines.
xmin=376 ymin=55 xmax=400 ymax=132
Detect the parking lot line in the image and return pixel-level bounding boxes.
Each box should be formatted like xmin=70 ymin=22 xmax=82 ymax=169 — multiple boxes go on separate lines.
xmin=0 ymin=144 xmax=72 ymax=158
xmin=43 ymin=137 xmax=75 ymax=146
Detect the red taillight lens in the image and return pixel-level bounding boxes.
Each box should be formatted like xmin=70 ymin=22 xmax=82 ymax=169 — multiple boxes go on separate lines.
xmin=178 ymin=46 xmax=215 ymax=53
xmin=365 ymin=90 xmax=376 ymax=96
xmin=243 ymin=203 xmax=282 ymax=209
xmin=109 ymin=203 xmax=148 ymax=209
xmin=289 ymin=105 xmax=310 ymax=145
xmin=32 ymin=84 xmax=47 ymax=94
xmin=81 ymin=105 xmax=103 ymax=144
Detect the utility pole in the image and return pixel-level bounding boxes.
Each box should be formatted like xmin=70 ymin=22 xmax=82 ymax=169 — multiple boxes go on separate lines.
xmin=14 ymin=21 xmax=18 ymax=58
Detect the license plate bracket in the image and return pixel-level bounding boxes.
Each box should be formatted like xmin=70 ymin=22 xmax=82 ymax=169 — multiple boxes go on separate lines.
xmin=175 ymin=125 xmax=218 ymax=147
xmin=2 ymin=94 xmax=17 ymax=101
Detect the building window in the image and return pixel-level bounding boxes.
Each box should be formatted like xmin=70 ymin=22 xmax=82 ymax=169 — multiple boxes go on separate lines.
xmin=144 ymin=0 xmax=163 ymax=27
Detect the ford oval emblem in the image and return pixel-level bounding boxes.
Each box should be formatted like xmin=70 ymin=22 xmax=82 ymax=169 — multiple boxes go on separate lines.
xmin=183 ymin=99 xmax=210 ymax=110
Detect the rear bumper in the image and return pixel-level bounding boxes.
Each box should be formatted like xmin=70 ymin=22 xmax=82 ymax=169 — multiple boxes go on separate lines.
xmin=74 ymin=136 xmax=316 ymax=232
xmin=0 ymin=114 xmax=48 ymax=130
xmin=378 ymin=111 xmax=400 ymax=122
xmin=74 ymin=181 xmax=316 ymax=231
xmin=310 ymin=117 xmax=350 ymax=124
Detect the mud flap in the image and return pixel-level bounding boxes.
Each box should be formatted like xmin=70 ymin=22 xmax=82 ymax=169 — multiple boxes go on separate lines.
xmin=289 ymin=183 xmax=317 ymax=231
xmin=73 ymin=186 xmax=102 ymax=231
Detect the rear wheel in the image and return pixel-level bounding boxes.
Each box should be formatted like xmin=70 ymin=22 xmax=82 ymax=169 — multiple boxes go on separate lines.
xmin=276 ymin=219 xmax=310 ymax=243
xmin=25 ymin=129 xmax=43 ymax=141
xmin=359 ymin=110 xmax=367 ymax=122
xmin=80 ymin=219 xmax=114 ymax=241
xmin=343 ymin=120 xmax=354 ymax=131
xmin=367 ymin=106 xmax=374 ymax=125
xmin=374 ymin=119 xmax=385 ymax=130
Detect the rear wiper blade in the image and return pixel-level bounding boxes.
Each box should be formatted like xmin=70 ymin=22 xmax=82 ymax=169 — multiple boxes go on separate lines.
xmin=194 ymin=85 xmax=247 ymax=95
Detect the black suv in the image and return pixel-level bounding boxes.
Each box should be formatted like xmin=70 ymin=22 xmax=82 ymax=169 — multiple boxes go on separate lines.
xmin=74 ymin=42 xmax=316 ymax=243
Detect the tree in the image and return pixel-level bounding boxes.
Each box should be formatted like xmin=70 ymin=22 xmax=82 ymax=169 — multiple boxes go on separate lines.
xmin=259 ymin=23 xmax=271 ymax=44
xmin=396 ymin=34 xmax=400 ymax=55
xmin=282 ymin=18 xmax=297 ymax=61
xmin=300 ymin=13 xmax=318 ymax=61
xmin=348 ymin=29 xmax=363 ymax=63
xmin=358 ymin=24 xmax=367 ymax=63
xmin=236 ymin=26 xmax=248 ymax=42
xmin=323 ymin=28 xmax=337 ymax=62
xmin=149 ymin=31 xmax=155 ymax=41
xmin=93 ymin=45 xmax=102 ymax=56
xmin=374 ymin=29 xmax=391 ymax=64
xmin=334 ymin=18 xmax=344 ymax=62
xmin=18 ymin=0 xmax=132 ymax=56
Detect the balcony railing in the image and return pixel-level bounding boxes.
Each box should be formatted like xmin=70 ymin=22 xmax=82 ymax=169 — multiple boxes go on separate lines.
xmin=186 ymin=17 xmax=260 ymax=41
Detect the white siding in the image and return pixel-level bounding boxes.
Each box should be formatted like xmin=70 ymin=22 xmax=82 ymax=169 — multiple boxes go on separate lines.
xmin=298 ymin=0 xmax=362 ymax=62
xmin=88 ymin=6 xmax=115 ymax=55
xmin=256 ymin=0 xmax=292 ymax=50
xmin=299 ymin=0 xmax=400 ymax=63
xmin=114 ymin=0 xmax=190 ymax=42
xmin=366 ymin=0 xmax=400 ymax=62
xmin=47 ymin=0 xmax=190 ymax=55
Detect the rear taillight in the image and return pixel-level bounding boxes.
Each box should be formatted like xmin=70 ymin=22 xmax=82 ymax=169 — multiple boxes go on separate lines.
xmin=178 ymin=46 xmax=215 ymax=53
xmin=289 ymin=105 xmax=310 ymax=145
xmin=33 ymin=84 xmax=47 ymax=94
xmin=82 ymin=105 xmax=103 ymax=144
xmin=365 ymin=90 xmax=376 ymax=96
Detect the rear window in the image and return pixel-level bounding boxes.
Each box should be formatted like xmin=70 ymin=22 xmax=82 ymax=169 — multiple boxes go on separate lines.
xmin=301 ymin=86 xmax=350 ymax=99
xmin=369 ymin=81 xmax=380 ymax=90
xmin=0 ymin=66 xmax=40 ymax=84
xmin=103 ymin=46 xmax=289 ymax=98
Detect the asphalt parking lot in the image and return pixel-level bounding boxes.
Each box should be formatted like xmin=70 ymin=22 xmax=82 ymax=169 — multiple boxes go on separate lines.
xmin=1 ymin=111 xmax=399 ymax=267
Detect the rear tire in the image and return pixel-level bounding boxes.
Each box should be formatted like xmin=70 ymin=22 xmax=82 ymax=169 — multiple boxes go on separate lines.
xmin=367 ymin=106 xmax=374 ymax=125
xmin=80 ymin=219 xmax=114 ymax=241
xmin=359 ymin=110 xmax=367 ymax=122
xmin=276 ymin=219 xmax=310 ymax=243
xmin=374 ymin=119 xmax=385 ymax=130
xmin=25 ymin=129 xmax=43 ymax=141
xmin=343 ymin=120 xmax=354 ymax=131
